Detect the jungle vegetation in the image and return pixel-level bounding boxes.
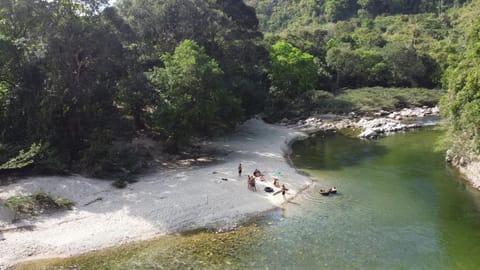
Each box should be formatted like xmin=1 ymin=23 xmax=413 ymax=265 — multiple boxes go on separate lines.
xmin=0 ymin=0 xmax=478 ymax=177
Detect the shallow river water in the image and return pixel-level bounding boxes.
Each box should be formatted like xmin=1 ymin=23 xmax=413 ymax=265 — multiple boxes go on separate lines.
xmin=16 ymin=128 xmax=480 ymax=269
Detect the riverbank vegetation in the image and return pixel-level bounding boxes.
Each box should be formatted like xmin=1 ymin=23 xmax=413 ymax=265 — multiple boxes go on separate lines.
xmin=336 ymin=87 xmax=444 ymax=113
xmin=0 ymin=0 xmax=478 ymax=179
xmin=440 ymin=17 xmax=480 ymax=156
xmin=5 ymin=192 xmax=74 ymax=220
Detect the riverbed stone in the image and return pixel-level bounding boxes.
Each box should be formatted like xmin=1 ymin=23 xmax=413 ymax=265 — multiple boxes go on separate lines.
xmin=359 ymin=129 xmax=378 ymax=138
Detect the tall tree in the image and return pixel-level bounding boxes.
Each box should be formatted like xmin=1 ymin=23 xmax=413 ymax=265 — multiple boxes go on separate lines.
xmin=324 ymin=0 xmax=358 ymax=22
xmin=269 ymin=41 xmax=317 ymax=99
xmin=146 ymin=40 xmax=241 ymax=150
xmin=326 ymin=46 xmax=362 ymax=91
xmin=382 ymin=43 xmax=425 ymax=87
xmin=117 ymin=0 xmax=268 ymax=117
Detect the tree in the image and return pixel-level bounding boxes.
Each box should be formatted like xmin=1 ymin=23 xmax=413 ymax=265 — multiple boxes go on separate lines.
xmin=118 ymin=0 xmax=268 ymax=117
xmin=0 ymin=0 xmax=129 ymax=164
xmin=146 ymin=40 xmax=241 ymax=151
xmin=441 ymin=18 xmax=480 ymax=154
xmin=269 ymin=41 xmax=317 ymax=98
xmin=324 ymin=0 xmax=359 ymax=22
xmin=326 ymin=46 xmax=362 ymax=91
xmin=266 ymin=40 xmax=318 ymax=118
xmin=41 ymin=3 xmax=127 ymax=159
xmin=102 ymin=6 xmax=152 ymax=131
xmin=382 ymin=43 xmax=425 ymax=87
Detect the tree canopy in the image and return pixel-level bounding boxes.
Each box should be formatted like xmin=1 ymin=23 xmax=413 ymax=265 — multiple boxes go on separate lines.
xmin=441 ymin=18 xmax=480 ymax=154
xmin=0 ymin=0 xmax=479 ymax=176
xmin=146 ymin=40 xmax=241 ymax=150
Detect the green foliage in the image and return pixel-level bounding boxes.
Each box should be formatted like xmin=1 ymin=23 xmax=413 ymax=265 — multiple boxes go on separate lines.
xmin=0 ymin=143 xmax=41 ymax=170
xmin=441 ymin=17 xmax=480 ymax=154
xmin=269 ymin=87 xmax=444 ymax=117
xmin=118 ymin=0 xmax=268 ymax=117
xmin=77 ymin=130 xmax=148 ymax=178
xmin=265 ymin=40 xmax=319 ymax=120
xmin=326 ymin=46 xmax=362 ymax=90
xmin=248 ymin=0 xmax=469 ymax=32
xmin=262 ymin=9 xmax=449 ymax=92
xmin=305 ymin=90 xmax=353 ymax=113
xmin=146 ymin=40 xmax=241 ymax=151
xmin=325 ymin=0 xmax=358 ymax=22
xmin=269 ymin=41 xmax=317 ymax=97
xmin=0 ymin=0 xmax=477 ymax=176
xmin=112 ymin=180 xmax=128 ymax=189
xmin=0 ymin=0 xmax=267 ymax=175
xmin=5 ymin=192 xmax=74 ymax=218
xmin=336 ymin=87 xmax=445 ymax=112
xmin=382 ymin=43 xmax=426 ymax=87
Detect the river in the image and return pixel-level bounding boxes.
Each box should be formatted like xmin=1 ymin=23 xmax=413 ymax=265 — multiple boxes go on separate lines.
xmin=15 ymin=127 xmax=480 ymax=269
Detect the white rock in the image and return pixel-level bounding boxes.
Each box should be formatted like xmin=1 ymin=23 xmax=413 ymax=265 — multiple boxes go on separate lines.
xmin=359 ymin=129 xmax=378 ymax=138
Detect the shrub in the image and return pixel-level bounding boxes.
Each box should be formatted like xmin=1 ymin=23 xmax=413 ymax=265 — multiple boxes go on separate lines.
xmin=112 ymin=180 xmax=128 ymax=189
xmin=78 ymin=130 xmax=148 ymax=178
xmin=4 ymin=192 xmax=74 ymax=220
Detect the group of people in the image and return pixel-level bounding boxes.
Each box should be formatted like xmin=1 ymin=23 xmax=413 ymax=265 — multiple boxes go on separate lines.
xmin=239 ymin=163 xmax=288 ymax=197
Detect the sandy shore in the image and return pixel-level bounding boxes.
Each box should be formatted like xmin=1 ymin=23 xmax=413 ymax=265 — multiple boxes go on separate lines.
xmin=0 ymin=119 xmax=312 ymax=268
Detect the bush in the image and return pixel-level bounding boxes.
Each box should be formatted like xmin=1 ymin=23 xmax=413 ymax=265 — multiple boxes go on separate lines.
xmin=112 ymin=180 xmax=128 ymax=189
xmin=5 ymin=192 xmax=74 ymax=219
xmin=336 ymin=87 xmax=445 ymax=113
xmin=305 ymin=90 xmax=354 ymax=113
xmin=0 ymin=143 xmax=42 ymax=171
xmin=266 ymin=87 xmax=444 ymax=121
xmin=32 ymin=143 xmax=70 ymax=175
xmin=78 ymin=130 xmax=149 ymax=178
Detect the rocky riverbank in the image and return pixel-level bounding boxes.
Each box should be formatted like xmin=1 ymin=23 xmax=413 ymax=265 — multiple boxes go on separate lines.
xmin=288 ymin=105 xmax=480 ymax=192
xmin=446 ymin=152 xmax=480 ymax=190
xmin=287 ymin=106 xmax=440 ymax=138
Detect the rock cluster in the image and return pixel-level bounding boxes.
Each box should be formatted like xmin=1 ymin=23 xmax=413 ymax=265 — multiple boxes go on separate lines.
xmin=293 ymin=106 xmax=440 ymax=139
xmin=386 ymin=106 xmax=440 ymax=120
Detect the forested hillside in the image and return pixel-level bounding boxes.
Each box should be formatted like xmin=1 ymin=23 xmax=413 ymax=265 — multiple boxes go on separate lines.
xmin=0 ymin=0 xmax=267 ymax=177
xmin=0 ymin=0 xmax=479 ymax=178
xmin=249 ymin=0 xmax=480 ymax=158
xmin=246 ymin=0 xmax=469 ymax=32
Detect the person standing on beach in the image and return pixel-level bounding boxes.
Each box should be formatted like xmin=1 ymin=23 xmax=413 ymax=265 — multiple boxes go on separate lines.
xmin=238 ymin=163 xmax=242 ymax=176
xmin=247 ymin=175 xmax=256 ymax=191
xmin=251 ymin=177 xmax=257 ymax=192
xmin=281 ymin=184 xmax=288 ymax=198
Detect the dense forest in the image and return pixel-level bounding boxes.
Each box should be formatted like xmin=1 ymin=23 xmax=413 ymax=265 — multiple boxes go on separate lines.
xmin=246 ymin=0 xmax=469 ymax=31
xmin=0 ymin=0 xmax=479 ymax=178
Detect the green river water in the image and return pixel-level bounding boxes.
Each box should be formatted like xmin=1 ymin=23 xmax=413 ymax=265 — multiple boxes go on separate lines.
xmin=16 ymin=128 xmax=480 ymax=269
